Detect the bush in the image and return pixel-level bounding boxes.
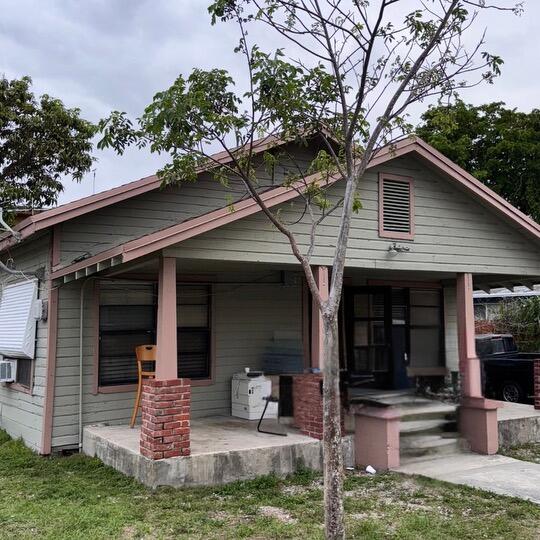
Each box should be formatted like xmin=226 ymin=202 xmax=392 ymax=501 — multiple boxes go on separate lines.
xmin=493 ymin=297 xmax=540 ymax=352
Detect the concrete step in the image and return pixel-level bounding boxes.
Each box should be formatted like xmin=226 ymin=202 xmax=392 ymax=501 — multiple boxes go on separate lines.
xmin=400 ymin=402 xmax=457 ymax=422
xmin=400 ymin=434 xmax=465 ymax=458
xmin=400 ymin=418 xmax=456 ymax=435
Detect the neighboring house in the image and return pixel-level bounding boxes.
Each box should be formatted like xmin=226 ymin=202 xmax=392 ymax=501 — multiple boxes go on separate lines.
xmin=474 ymin=286 xmax=540 ymax=321
xmin=0 ymin=133 xmax=539 ymax=462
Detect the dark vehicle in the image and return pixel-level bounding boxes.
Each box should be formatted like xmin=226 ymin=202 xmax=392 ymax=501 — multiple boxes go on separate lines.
xmin=476 ymin=334 xmax=540 ymax=403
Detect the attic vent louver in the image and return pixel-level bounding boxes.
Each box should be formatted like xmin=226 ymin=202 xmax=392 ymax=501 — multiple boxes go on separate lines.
xmin=379 ymin=174 xmax=414 ymax=240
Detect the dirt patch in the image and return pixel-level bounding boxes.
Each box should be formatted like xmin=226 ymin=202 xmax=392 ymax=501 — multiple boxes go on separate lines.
xmin=259 ymin=506 xmax=298 ymax=524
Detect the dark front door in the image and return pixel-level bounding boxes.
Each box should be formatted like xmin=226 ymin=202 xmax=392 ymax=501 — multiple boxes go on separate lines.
xmin=390 ymin=288 xmax=412 ymax=390
xmin=346 ymin=287 xmax=392 ymax=388
xmin=346 ymin=286 xmax=411 ymax=389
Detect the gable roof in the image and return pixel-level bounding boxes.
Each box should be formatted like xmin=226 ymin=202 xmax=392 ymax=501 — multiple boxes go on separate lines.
xmin=4 ymin=135 xmax=540 ymax=283
xmin=370 ymin=137 xmax=540 ymax=243
xmin=0 ymin=131 xmax=330 ymax=251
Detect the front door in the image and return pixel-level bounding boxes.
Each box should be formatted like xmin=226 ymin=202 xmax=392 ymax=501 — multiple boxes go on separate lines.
xmin=346 ymin=287 xmax=392 ymax=388
xmin=346 ymin=286 xmax=411 ymax=389
xmin=390 ymin=287 xmax=412 ymax=389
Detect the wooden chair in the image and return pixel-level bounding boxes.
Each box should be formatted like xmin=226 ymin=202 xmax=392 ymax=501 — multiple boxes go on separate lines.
xmin=129 ymin=344 xmax=157 ymax=428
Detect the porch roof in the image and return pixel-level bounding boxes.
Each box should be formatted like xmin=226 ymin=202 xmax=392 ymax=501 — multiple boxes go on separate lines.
xmin=36 ymin=137 xmax=540 ymax=287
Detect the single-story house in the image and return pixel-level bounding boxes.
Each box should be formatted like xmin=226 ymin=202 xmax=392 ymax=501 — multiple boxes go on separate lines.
xmin=1 ymin=133 xmax=539 ymax=479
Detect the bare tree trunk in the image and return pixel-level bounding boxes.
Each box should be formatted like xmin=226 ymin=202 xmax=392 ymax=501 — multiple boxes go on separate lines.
xmin=322 ymin=313 xmax=344 ymax=540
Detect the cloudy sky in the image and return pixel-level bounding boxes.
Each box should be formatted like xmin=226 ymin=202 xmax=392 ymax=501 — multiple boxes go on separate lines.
xmin=1 ymin=0 xmax=538 ymax=205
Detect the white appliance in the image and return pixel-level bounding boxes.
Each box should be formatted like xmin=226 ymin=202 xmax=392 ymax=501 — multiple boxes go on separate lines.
xmin=231 ymin=372 xmax=278 ymax=420
xmin=0 ymin=359 xmax=17 ymax=383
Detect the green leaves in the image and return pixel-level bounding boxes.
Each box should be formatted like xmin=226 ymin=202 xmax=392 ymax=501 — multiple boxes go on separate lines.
xmin=417 ymin=100 xmax=540 ymax=223
xmin=249 ymin=48 xmax=340 ymax=137
xmin=0 ymin=76 xmax=95 ymax=213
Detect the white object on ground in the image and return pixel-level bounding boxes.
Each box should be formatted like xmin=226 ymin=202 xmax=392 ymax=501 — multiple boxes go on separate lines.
xmin=366 ymin=465 xmax=377 ymax=475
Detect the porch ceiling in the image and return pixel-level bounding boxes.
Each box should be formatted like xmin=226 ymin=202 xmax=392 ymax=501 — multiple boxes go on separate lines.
xmin=57 ymin=257 xmax=540 ymax=293
xmin=343 ymin=267 xmax=540 ymax=293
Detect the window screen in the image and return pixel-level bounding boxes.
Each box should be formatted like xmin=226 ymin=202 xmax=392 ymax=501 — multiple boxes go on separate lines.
xmin=379 ymin=175 xmax=414 ymax=239
xmin=98 ymin=283 xmax=212 ymax=387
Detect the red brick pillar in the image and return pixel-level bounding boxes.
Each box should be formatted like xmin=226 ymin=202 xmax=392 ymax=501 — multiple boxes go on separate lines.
xmin=293 ymin=373 xmax=324 ymax=439
xmin=140 ymin=378 xmax=191 ymax=460
xmin=293 ymin=373 xmax=346 ymax=439
xmin=534 ymin=360 xmax=540 ymax=410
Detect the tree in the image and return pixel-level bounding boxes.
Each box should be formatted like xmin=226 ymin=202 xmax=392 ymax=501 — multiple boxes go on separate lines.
xmin=98 ymin=2 xmax=521 ymax=537
xmin=417 ymin=100 xmax=540 ymax=223
xmin=0 ymin=76 xmax=95 ymax=217
xmin=494 ymin=296 xmax=540 ymax=352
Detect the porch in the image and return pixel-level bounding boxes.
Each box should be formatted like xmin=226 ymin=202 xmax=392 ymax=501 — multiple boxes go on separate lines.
xmin=82 ymin=416 xmax=355 ymax=488
xmin=60 ymin=253 xmax=540 ymax=472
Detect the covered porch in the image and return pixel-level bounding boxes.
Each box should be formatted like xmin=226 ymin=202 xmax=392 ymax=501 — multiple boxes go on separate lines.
xmin=68 ymin=252 xmax=540 ymax=472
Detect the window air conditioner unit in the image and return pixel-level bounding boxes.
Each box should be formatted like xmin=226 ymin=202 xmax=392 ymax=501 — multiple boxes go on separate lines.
xmin=0 ymin=359 xmax=16 ymax=383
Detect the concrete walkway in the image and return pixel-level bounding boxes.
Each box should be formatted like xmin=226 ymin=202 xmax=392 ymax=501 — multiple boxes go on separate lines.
xmin=396 ymin=453 xmax=540 ymax=504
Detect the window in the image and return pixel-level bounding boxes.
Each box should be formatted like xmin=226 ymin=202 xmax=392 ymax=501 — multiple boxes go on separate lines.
xmin=379 ymin=174 xmax=414 ymax=240
xmin=177 ymin=285 xmax=211 ymax=380
xmin=15 ymin=358 xmax=32 ymax=389
xmin=97 ymin=283 xmax=212 ymax=388
xmin=99 ymin=304 xmax=155 ymax=386
xmin=409 ymin=289 xmax=444 ymax=368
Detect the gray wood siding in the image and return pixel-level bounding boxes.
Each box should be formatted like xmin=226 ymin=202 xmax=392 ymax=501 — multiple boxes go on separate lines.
xmin=166 ymin=155 xmax=540 ymax=276
xmin=444 ymin=286 xmax=459 ymax=372
xmin=51 ymin=277 xmax=302 ymax=450
xmin=58 ymin=143 xmax=318 ymax=267
xmin=0 ymin=234 xmax=50 ymax=451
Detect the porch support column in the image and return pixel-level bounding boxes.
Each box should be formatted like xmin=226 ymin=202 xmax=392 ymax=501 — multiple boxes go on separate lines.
xmin=140 ymin=256 xmax=191 ymax=460
xmin=156 ymin=256 xmax=177 ymax=380
xmin=456 ymin=272 xmax=481 ymax=397
xmin=456 ymin=272 xmax=500 ymax=454
xmin=311 ymin=266 xmax=329 ymax=370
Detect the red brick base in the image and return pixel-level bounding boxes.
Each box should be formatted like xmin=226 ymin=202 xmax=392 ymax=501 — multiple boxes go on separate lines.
xmin=534 ymin=361 xmax=540 ymax=410
xmin=293 ymin=374 xmax=324 ymax=439
xmin=140 ymin=378 xmax=191 ymax=460
xmin=293 ymin=373 xmax=345 ymax=440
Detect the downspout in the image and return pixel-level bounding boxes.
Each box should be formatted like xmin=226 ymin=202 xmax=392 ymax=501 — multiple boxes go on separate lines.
xmin=79 ymin=277 xmax=96 ymax=450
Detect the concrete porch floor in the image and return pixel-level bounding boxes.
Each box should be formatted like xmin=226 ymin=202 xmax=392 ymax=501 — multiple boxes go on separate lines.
xmin=83 ymin=416 xmax=355 ymax=488
xmin=85 ymin=416 xmax=321 ymax=456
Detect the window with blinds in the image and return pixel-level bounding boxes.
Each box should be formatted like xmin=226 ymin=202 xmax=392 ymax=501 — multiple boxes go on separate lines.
xmin=177 ymin=285 xmax=211 ymax=380
xmin=379 ymin=174 xmax=414 ymax=240
xmin=98 ymin=283 xmax=212 ymax=387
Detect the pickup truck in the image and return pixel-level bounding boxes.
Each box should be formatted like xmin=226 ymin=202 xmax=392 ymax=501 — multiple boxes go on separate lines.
xmin=476 ymin=334 xmax=540 ymax=403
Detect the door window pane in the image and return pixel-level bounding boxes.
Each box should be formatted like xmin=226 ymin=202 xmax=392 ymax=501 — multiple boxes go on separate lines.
xmin=354 ymin=295 xmax=369 ymax=318
xmin=354 ymin=321 xmax=369 ymax=346
xmin=352 ymin=347 xmax=388 ymax=373
xmin=371 ymin=321 xmax=386 ymax=344
xmin=354 ymin=293 xmax=385 ymax=318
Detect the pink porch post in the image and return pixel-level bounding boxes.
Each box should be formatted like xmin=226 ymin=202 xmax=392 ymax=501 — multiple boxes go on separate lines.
xmin=456 ymin=272 xmax=500 ymax=454
xmin=353 ymin=405 xmax=401 ymax=471
xmin=311 ymin=265 xmax=329 ymax=370
xmin=293 ymin=266 xmax=329 ymax=439
xmin=140 ymin=256 xmax=191 ymax=460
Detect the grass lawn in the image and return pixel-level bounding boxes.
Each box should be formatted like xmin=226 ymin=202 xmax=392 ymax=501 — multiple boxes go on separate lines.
xmin=1 ymin=431 xmax=540 ymax=539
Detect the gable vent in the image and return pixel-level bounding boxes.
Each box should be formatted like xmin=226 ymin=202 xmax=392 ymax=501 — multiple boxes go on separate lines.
xmin=379 ymin=175 xmax=414 ymax=239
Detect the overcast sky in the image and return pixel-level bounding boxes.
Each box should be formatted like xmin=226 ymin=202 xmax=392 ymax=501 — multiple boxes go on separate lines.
xmin=1 ymin=0 xmax=539 ymax=205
